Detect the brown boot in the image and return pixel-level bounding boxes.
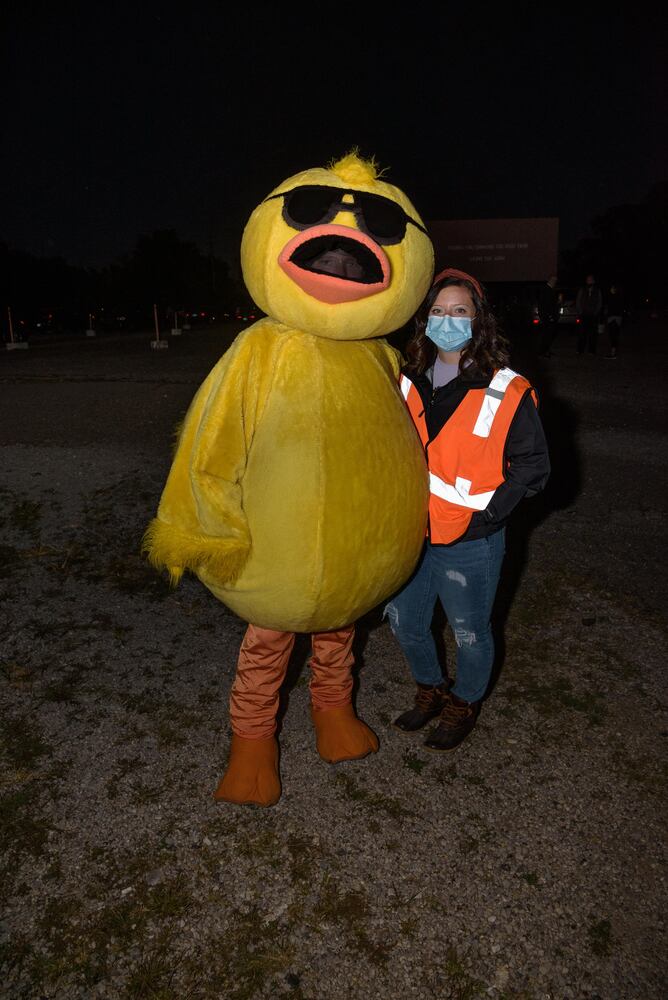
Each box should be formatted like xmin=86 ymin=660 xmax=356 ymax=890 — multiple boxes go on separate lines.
xmin=393 ymin=682 xmax=449 ymax=733
xmin=423 ymin=692 xmax=480 ymax=752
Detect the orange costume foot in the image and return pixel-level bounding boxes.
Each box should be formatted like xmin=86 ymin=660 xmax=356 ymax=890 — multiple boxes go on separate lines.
xmin=213 ymin=734 xmax=280 ymax=807
xmin=312 ymin=704 xmax=379 ymax=764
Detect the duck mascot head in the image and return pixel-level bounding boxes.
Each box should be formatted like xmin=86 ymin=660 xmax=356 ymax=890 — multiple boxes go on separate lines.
xmin=144 ymin=152 xmax=434 ymax=805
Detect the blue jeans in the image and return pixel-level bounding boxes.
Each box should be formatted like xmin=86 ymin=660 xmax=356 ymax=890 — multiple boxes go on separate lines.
xmin=385 ymin=530 xmax=505 ymax=703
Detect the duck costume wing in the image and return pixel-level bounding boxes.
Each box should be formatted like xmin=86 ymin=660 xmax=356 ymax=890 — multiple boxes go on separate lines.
xmin=144 ymin=153 xmax=434 ymax=632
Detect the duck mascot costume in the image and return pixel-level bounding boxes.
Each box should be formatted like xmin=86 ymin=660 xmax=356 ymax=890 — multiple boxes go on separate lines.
xmin=144 ymin=152 xmax=434 ymax=806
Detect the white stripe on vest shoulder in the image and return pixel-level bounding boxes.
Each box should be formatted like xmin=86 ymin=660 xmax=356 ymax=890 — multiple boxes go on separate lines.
xmin=472 ymin=368 xmax=520 ymax=439
xmin=399 ymin=374 xmax=412 ymax=400
xmin=488 ymin=367 xmax=519 ymax=393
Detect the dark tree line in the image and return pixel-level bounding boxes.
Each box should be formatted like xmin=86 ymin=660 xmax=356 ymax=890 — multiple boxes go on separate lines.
xmin=2 ymin=185 xmax=666 ymax=336
xmin=560 ymin=182 xmax=667 ymax=305
xmin=1 ymin=230 xmax=248 ymax=333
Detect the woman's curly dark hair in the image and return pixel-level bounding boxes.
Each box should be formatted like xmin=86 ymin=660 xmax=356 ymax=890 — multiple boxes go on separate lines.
xmin=404 ymin=276 xmax=510 ymax=379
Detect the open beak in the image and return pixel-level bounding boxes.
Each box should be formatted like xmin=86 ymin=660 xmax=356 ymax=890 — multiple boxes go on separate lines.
xmin=278 ymin=224 xmax=390 ymax=304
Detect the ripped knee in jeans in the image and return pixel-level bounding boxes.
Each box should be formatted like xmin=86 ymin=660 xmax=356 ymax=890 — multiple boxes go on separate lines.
xmin=453 ymin=626 xmax=477 ymax=647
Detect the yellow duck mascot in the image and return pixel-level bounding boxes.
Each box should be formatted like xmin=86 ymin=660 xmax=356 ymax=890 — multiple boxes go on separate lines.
xmin=144 ymin=152 xmax=434 ymax=806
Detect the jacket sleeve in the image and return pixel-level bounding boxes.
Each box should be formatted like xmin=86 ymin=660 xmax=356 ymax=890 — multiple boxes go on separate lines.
xmin=480 ymin=395 xmax=550 ymax=525
xmin=142 ymin=331 xmax=265 ymax=585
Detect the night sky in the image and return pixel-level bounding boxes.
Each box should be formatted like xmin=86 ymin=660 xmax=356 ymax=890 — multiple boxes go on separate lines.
xmin=3 ymin=4 xmax=666 ymax=270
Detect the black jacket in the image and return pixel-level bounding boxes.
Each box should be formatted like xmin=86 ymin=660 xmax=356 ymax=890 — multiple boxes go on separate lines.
xmin=405 ymin=368 xmax=551 ymax=543
xmin=537 ymin=283 xmax=559 ymax=324
xmin=604 ymin=289 xmax=626 ymax=319
xmin=576 ymin=285 xmax=603 ymax=317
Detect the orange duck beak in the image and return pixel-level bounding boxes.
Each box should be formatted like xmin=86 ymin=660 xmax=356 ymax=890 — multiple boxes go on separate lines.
xmin=278 ymin=224 xmax=390 ymax=304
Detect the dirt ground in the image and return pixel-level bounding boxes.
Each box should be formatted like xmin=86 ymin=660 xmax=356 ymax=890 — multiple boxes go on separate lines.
xmin=1 ymin=315 xmax=666 ymax=999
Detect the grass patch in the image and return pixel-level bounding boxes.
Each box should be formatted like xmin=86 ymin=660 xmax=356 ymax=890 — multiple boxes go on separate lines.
xmin=609 ymin=751 xmax=667 ymax=794
xmin=44 ymin=859 xmax=63 ymax=881
xmin=125 ymin=931 xmax=203 ymax=999
xmin=433 ymin=762 xmax=458 ymax=785
xmin=0 ymin=544 xmax=20 ymax=578
xmin=503 ymin=675 xmax=606 ymax=725
xmin=117 ymin=695 xmax=202 ymax=749
xmin=42 ymin=664 xmax=87 ymax=704
xmin=0 ymin=719 xmax=56 ymax=876
xmin=1 ymin=716 xmax=51 ymax=770
xmin=104 ymin=554 xmax=173 ymax=600
xmin=429 ymin=945 xmax=485 ymax=999
xmin=207 ymin=906 xmax=294 ymax=1000
xmin=155 ymin=720 xmax=186 ymax=748
xmin=237 ymin=828 xmax=283 ymax=871
xmin=10 ymin=499 xmax=42 ymax=535
xmin=459 ymin=812 xmax=493 ymax=856
xmin=0 ymin=785 xmax=51 ymax=863
xmin=106 ymin=756 xmax=145 ymax=800
xmin=286 ymin=833 xmax=321 ymax=886
xmin=0 ymin=661 xmax=35 ymax=687
xmin=0 ymin=933 xmax=33 ymax=981
xmin=352 ymin=926 xmax=393 ymax=966
xmin=588 ymin=917 xmax=613 ymax=957
xmin=462 ymin=773 xmax=488 ymax=789
xmin=314 ymin=877 xmax=369 ymax=925
xmin=459 ymin=834 xmax=479 ymax=855
xmin=334 ymin=772 xmax=411 ymax=819
xmin=121 ymin=691 xmax=163 ymax=715
xmin=403 ymin=750 xmax=428 ymax=774
xmin=313 ymin=877 xmax=391 ymax=966
xmin=145 ymin=876 xmax=193 ymax=921
xmin=130 ymin=781 xmax=162 ymax=806
xmin=25 ymin=875 xmax=194 ymax=994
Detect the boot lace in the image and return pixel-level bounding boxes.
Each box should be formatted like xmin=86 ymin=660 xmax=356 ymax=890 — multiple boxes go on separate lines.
xmin=438 ymin=696 xmax=474 ymax=724
xmin=415 ymin=686 xmax=445 ymax=711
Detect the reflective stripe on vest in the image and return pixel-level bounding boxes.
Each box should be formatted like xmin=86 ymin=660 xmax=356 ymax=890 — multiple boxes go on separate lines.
xmin=399 ymin=367 xmax=534 ymax=543
xmin=429 ymin=472 xmax=496 ymax=511
xmin=399 ymin=374 xmax=412 ymax=401
xmin=472 ymin=367 xmax=519 ymax=438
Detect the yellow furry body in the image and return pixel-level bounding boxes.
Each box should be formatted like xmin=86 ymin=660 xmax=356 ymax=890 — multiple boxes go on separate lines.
xmin=146 ymin=319 xmax=428 ymax=632
xmin=145 ymin=153 xmax=434 ymax=633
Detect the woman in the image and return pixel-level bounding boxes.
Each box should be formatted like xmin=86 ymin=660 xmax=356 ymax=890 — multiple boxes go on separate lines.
xmin=387 ymin=267 xmax=550 ymax=751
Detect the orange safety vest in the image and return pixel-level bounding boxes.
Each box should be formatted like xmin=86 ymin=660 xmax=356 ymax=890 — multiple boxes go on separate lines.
xmin=400 ymin=368 xmax=537 ymax=545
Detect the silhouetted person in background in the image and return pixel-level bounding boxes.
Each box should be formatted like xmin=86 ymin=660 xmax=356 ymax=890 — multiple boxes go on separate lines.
xmin=604 ymin=283 xmax=626 ymax=359
xmin=576 ymin=274 xmax=603 ymax=355
xmin=537 ymin=274 xmax=560 ymax=357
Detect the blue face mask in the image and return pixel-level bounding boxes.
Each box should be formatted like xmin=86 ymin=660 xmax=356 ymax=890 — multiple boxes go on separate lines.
xmin=425 ymin=315 xmax=473 ymax=352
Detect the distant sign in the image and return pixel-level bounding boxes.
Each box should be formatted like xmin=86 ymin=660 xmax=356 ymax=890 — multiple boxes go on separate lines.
xmin=427 ymin=218 xmax=559 ymax=282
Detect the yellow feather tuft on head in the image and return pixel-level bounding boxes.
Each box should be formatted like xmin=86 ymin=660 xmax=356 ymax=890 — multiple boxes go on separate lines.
xmin=329 ymin=149 xmax=384 ymax=185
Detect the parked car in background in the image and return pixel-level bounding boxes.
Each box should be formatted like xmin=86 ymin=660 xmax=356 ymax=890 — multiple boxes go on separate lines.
xmin=486 ymin=282 xmax=537 ymax=334
xmin=529 ymin=288 xmax=579 ymax=328
xmin=8 ymin=307 xmax=78 ymax=337
xmin=557 ymin=290 xmax=579 ymax=325
xmin=233 ymin=305 xmax=257 ymax=323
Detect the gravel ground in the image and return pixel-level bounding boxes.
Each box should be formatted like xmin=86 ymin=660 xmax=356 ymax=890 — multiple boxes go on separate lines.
xmin=0 ymin=317 xmax=666 ymax=999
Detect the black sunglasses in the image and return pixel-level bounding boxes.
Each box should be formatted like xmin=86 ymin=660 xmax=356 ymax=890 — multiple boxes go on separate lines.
xmin=265 ymin=185 xmax=428 ymax=246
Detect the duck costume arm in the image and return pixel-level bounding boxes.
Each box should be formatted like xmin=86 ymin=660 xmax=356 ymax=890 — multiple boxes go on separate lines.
xmin=143 ymin=322 xmax=275 ymax=586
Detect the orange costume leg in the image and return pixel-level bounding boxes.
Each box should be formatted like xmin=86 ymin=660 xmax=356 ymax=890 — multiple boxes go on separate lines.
xmin=309 ymin=626 xmax=379 ymax=763
xmin=213 ymin=625 xmax=295 ymax=807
